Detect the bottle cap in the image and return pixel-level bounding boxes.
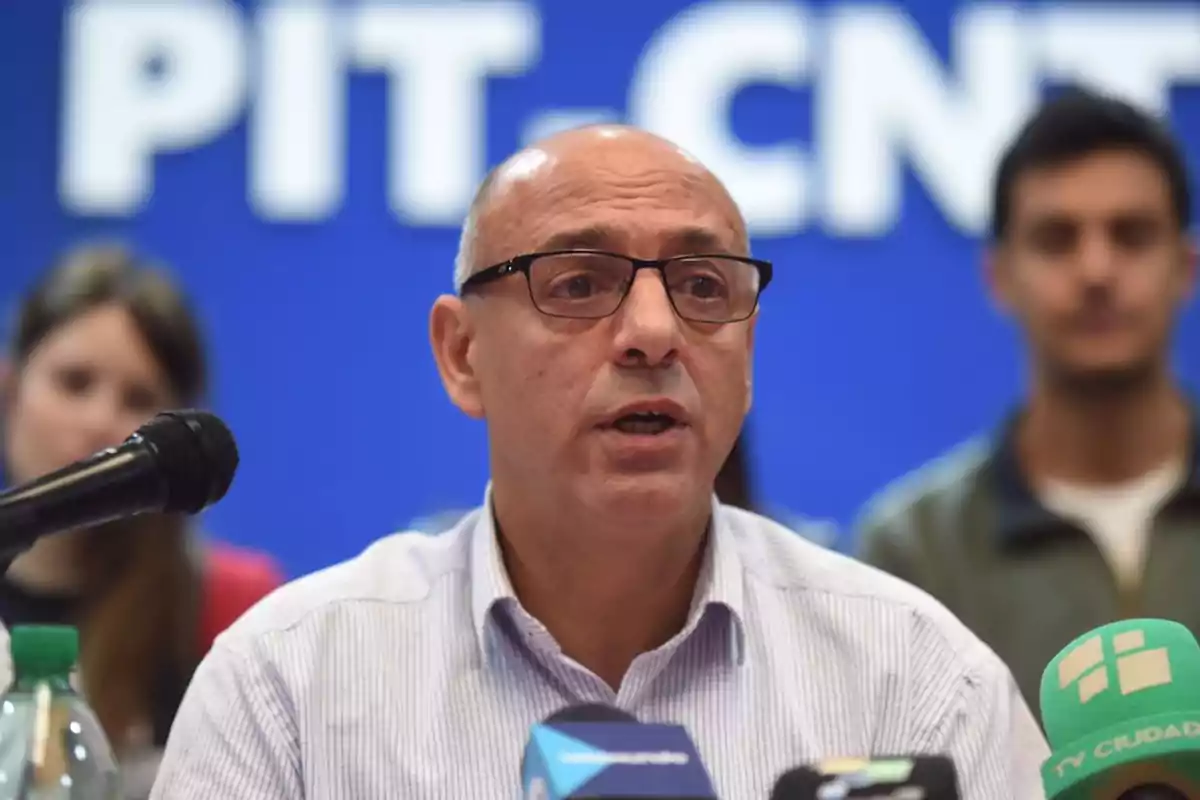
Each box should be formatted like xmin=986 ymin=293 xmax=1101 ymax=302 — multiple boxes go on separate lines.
xmin=10 ymin=625 xmax=79 ymax=680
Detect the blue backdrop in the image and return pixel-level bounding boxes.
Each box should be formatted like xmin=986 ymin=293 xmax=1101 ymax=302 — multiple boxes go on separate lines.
xmin=2 ymin=0 xmax=1198 ymax=577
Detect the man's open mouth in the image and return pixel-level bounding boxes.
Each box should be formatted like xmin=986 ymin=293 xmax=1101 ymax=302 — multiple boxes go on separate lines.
xmin=606 ymin=412 xmax=684 ymax=436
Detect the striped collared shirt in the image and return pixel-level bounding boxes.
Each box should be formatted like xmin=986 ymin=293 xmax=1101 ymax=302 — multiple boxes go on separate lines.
xmin=151 ymin=498 xmax=1049 ymax=799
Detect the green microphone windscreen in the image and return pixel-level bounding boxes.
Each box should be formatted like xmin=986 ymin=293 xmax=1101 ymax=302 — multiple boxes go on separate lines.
xmin=1040 ymin=619 xmax=1200 ymax=798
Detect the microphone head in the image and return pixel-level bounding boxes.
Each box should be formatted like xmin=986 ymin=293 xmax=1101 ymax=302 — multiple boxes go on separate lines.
xmin=1040 ymin=619 xmax=1200 ymax=798
xmin=545 ymin=704 xmax=639 ymax=725
xmin=521 ymin=704 xmax=716 ymax=798
xmin=769 ymin=755 xmax=960 ymax=799
xmin=1116 ymin=787 xmax=1191 ymax=800
xmin=521 ymin=705 xmax=639 ymax=775
xmin=133 ymin=410 xmax=238 ymax=514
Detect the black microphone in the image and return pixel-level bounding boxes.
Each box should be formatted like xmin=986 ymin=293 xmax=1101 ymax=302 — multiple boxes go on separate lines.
xmin=769 ymin=755 xmax=961 ymax=799
xmin=0 ymin=409 xmax=238 ymax=562
xmin=1117 ymin=788 xmax=1190 ymax=800
xmin=545 ymin=703 xmax=640 ymax=724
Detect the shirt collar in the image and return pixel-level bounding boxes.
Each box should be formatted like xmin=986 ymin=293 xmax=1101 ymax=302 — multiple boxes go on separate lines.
xmin=990 ymin=397 xmax=1200 ymax=546
xmin=468 ymin=487 xmax=747 ymax=668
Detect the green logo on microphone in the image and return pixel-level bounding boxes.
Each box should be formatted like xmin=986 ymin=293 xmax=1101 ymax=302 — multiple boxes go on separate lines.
xmin=1040 ymin=619 xmax=1200 ymax=798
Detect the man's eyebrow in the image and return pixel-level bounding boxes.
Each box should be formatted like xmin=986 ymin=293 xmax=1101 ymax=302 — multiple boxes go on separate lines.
xmin=663 ymin=226 xmax=736 ymax=255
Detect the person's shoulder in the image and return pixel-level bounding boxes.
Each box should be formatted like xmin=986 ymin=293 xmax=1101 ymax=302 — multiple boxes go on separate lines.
xmin=726 ymin=505 xmax=953 ymax=612
xmin=210 ymin=509 xmax=482 ymax=650
xmin=856 ymin=434 xmax=994 ymax=539
xmin=724 ymin=506 xmax=1003 ymax=675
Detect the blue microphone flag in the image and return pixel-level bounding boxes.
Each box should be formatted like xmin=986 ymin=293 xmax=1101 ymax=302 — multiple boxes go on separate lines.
xmin=522 ymin=721 xmax=717 ymax=799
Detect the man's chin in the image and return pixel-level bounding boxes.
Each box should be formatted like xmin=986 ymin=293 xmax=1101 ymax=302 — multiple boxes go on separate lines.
xmin=1046 ymin=356 xmax=1160 ymax=395
xmin=585 ymin=472 xmax=706 ymax=518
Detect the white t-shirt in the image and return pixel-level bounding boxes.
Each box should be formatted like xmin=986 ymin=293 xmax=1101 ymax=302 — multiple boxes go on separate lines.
xmin=1039 ymin=458 xmax=1186 ymax=588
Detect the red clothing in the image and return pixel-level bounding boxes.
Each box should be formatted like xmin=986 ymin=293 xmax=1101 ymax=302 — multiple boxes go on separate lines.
xmin=198 ymin=543 xmax=284 ymax=654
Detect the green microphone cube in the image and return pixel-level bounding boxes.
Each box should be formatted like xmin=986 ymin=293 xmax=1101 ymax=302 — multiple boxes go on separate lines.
xmin=1041 ymin=619 xmax=1200 ymax=798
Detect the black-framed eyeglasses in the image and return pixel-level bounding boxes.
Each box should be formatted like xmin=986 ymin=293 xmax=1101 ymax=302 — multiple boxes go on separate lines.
xmin=459 ymin=250 xmax=773 ymax=324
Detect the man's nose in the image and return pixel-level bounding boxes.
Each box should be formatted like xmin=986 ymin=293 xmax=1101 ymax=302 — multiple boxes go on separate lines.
xmin=611 ymin=269 xmax=682 ymax=367
xmin=1076 ymin=229 xmax=1121 ymax=285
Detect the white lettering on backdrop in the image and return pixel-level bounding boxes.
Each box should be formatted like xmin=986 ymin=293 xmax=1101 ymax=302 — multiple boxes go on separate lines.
xmin=59 ymin=0 xmax=1200 ymax=236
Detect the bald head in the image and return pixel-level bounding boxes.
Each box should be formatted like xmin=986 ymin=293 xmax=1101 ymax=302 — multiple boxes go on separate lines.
xmin=454 ymin=125 xmax=746 ymax=289
xmin=430 ymin=124 xmax=761 ymax=535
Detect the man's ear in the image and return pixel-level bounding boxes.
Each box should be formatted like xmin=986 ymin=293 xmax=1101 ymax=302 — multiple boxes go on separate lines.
xmin=743 ymin=313 xmax=755 ymax=415
xmin=429 ymin=296 xmax=485 ymax=419
xmin=0 ymin=359 xmax=12 ymax=412
xmin=1176 ymin=233 xmax=1197 ymax=305
xmin=984 ymin=244 xmax=1017 ymax=315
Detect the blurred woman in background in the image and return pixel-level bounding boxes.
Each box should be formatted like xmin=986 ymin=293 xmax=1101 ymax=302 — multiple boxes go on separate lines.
xmin=0 ymin=244 xmax=282 ymax=797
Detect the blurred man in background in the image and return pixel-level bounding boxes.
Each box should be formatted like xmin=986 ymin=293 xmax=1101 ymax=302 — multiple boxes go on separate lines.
xmin=856 ymin=89 xmax=1198 ymax=713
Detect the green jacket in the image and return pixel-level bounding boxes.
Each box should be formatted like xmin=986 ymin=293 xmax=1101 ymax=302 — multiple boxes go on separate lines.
xmin=854 ymin=409 xmax=1200 ymax=720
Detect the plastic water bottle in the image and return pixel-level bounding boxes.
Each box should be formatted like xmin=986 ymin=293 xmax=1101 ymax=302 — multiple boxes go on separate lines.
xmin=0 ymin=626 xmax=119 ymax=799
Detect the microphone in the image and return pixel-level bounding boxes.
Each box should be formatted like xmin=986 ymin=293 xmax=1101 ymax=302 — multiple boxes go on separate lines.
xmin=1040 ymin=619 xmax=1200 ymax=799
xmin=0 ymin=409 xmax=238 ymax=560
xmin=520 ymin=705 xmax=641 ymax=780
xmin=542 ymin=703 xmax=642 ymax=725
xmin=521 ymin=703 xmax=717 ymax=799
xmin=768 ymin=755 xmax=961 ymax=798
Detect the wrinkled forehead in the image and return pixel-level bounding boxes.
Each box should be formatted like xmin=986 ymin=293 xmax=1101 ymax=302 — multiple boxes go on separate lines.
xmin=476 ymin=149 xmax=747 ymax=263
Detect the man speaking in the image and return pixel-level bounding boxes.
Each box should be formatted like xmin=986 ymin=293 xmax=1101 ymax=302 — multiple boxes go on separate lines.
xmin=151 ymin=127 xmax=1047 ymax=799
